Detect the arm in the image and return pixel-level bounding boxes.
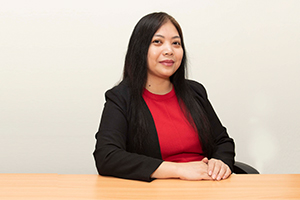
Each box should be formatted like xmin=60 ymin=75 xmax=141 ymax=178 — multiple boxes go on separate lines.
xmin=93 ymin=85 xmax=163 ymax=182
xmin=202 ymin=89 xmax=235 ymax=171
xmin=188 ymin=80 xmax=235 ymax=179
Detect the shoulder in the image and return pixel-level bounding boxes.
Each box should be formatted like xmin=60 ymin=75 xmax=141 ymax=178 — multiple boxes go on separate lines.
xmin=186 ymin=79 xmax=208 ymax=99
xmin=106 ymin=78 xmax=130 ymax=95
xmin=104 ymin=78 xmax=131 ymax=107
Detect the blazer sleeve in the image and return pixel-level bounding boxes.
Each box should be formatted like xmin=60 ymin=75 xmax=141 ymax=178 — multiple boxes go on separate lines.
xmin=188 ymin=80 xmax=235 ymax=171
xmin=93 ymin=84 xmax=163 ymax=182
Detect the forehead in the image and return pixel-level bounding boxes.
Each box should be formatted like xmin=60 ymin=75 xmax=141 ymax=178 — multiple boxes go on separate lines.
xmin=154 ymin=21 xmax=180 ymax=37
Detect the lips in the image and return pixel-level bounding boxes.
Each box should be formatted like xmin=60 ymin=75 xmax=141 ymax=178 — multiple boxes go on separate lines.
xmin=159 ymin=60 xmax=174 ymax=66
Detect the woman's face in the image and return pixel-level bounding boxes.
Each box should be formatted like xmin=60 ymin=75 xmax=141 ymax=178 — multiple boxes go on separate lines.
xmin=147 ymin=21 xmax=183 ymax=82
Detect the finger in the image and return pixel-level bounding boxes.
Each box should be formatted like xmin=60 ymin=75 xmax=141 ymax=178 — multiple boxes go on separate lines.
xmin=211 ymin=161 xmax=222 ymax=180
xmin=216 ymin=165 xmax=227 ymax=181
xmin=222 ymin=167 xmax=232 ymax=180
xmin=202 ymin=157 xmax=209 ymax=164
xmin=207 ymin=160 xmax=215 ymax=176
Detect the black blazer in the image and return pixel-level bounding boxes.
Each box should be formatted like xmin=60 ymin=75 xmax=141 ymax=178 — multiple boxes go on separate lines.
xmin=93 ymin=78 xmax=235 ymax=182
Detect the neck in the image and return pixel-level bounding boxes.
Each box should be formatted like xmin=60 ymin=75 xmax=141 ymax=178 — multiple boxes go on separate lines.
xmin=145 ymin=78 xmax=172 ymax=95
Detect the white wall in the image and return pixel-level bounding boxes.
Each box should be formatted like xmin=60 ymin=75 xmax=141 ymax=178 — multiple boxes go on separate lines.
xmin=1 ymin=0 xmax=299 ymax=174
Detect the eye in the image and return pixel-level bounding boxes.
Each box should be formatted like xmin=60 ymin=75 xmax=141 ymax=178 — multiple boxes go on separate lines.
xmin=173 ymin=41 xmax=181 ymax=46
xmin=152 ymin=39 xmax=162 ymax=44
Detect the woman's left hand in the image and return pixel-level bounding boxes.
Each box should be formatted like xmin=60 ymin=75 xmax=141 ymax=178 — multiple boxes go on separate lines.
xmin=202 ymin=157 xmax=231 ymax=180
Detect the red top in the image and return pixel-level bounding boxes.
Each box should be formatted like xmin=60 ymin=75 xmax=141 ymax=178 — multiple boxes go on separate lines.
xmin=143 ymin=87 xmax=204 ymax=162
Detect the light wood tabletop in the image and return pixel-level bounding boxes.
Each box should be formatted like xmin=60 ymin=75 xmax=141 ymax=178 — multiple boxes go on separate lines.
xmin=0 ymin=174 xmax=299 ymax=199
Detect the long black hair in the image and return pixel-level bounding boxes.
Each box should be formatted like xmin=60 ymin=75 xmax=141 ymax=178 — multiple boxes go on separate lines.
xmin=123 ymin=12 xmax=215 ymax=157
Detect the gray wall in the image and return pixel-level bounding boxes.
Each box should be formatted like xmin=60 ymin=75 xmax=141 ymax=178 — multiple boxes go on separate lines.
xmin=1 ymin=0 xmax=299 ymax=174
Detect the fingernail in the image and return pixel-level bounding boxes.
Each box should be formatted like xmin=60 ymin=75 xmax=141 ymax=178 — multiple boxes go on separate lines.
xmin=217 ymin=176 xmax=221 ymax=180
xmin=209 ymin=171 xmax=212 ymax=176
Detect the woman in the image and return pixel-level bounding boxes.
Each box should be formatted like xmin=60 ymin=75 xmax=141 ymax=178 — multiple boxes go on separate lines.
xmin=93 ymin=12 xmax=235 ymax=182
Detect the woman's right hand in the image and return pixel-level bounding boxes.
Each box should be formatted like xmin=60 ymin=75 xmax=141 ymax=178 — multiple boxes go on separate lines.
xmin=176 ymin=160 xmax=212 ymax=180
xmin=151 ymin=158 xmax=212 ymax=180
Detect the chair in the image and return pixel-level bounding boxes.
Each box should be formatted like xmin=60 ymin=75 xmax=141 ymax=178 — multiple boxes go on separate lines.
xmin=233 ymin=161 xmax=259 ymax=174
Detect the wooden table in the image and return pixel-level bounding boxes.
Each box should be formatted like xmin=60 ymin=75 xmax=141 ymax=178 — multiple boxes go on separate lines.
xmin=0 ymin=174 xmax=299 ymax=199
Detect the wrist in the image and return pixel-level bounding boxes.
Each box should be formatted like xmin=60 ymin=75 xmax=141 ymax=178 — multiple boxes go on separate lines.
xmin=151 ymin=161 xmax=180 ymax=179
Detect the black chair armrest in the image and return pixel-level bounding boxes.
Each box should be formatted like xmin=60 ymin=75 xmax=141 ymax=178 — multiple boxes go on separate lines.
xmin=233 ymin=161 xmax=259 ymax=174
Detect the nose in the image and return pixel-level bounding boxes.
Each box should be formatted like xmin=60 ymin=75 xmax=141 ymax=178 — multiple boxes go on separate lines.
xmin=163 ymin=43 xmax=174 ymax=56
xmin=163 ymin=51 xmax=173 ymax=56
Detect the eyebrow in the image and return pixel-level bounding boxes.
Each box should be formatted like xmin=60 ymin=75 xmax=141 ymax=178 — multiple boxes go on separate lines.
xmin=153 ymin=34 xmax=181 ymax=39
